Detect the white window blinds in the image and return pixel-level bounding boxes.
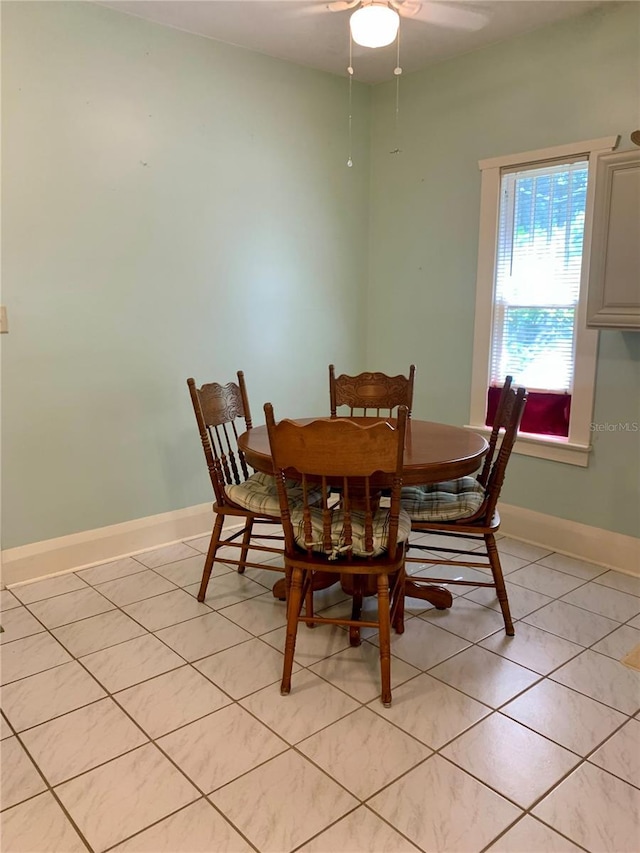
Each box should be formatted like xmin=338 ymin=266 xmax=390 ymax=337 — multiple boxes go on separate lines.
xmin=489 ymin=158 xmax=589 ymax=393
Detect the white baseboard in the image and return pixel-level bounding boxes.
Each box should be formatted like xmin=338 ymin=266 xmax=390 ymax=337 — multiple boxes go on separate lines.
xmin=2 ymin=500 xmax=638 ymax=588
xmin=1 ymin=503 xmax=214 ymax=587
xmin=499 ymin=503 xmax=640 ymax=577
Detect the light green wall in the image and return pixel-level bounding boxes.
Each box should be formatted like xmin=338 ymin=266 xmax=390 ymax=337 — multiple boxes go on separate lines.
xmin=1 ymin=1 xmax=370 ymax=548
xmin=368 ymin=2 xmax=640 ymax=538
xmin=3 ymin=1 xmax=639 ymax=550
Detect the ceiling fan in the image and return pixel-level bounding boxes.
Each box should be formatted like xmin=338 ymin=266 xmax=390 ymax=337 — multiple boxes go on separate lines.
xmin=323 ymin=1 xmax=489 ymax=48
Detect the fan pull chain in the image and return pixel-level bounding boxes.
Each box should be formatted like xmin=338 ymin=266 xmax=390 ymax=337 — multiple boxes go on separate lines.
xmin=347 ymin=34 xmax=354 ymax=168
xmin=391 ymin=24 xmax=402 ymax=155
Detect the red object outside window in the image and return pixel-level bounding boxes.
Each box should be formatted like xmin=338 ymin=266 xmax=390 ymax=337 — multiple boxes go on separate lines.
xmin=486 ymin=386 xmax=570 ymax=438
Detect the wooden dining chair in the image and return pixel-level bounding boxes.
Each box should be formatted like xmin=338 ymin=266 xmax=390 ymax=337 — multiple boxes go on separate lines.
xmin=187 ymin=372 xmax=287 ymax=602
xmin=329 ymin=364 xmax=416 ymax=418
xmin=401 ymin=384 xmax=527 ymax=636
xmin=265 ymin=403 xmax=410 ymax=707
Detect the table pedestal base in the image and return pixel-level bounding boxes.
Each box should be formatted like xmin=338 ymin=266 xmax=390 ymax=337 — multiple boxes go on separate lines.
xmin=405 ymin=580 xmax=452 ymax=610
xmin=272 ymin=572 xmax=336 ymax=602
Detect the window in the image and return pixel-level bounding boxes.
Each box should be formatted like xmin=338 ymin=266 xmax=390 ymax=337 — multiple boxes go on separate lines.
xmin=490 ymin=158 xmax=589 ymax=438
xmin=469 ymin=136 xmax=619 ymax=466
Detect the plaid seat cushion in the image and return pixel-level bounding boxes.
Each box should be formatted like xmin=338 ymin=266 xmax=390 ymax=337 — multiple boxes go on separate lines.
xmin=226 ymin=472 xmax=320 ymax=516
xmin=401 ymin=477 xmax=485 ymax=521
xmin=290 ymin=507 xmax=411 ymax=559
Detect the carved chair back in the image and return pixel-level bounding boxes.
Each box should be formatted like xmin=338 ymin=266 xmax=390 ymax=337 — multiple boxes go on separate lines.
xmin=187 ymin=372 xmax=252 ymax=506
xmin=329 ymin=364 xmax=415 ymax=419
xmin=477 ymin=375 xmax=513 ymax=488
xmin=265 ymin=405 xmax=408 ymax=566
xmin=476 ymin=385 xmax=527 ymax=523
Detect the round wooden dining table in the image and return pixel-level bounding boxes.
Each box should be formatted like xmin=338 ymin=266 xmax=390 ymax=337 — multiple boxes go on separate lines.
xmin=238 ymin=417 xmax=488 ymax=609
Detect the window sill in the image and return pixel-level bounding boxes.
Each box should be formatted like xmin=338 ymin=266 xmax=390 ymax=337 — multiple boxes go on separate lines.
xmin=464 ymin=425 xmax=591 ymax=467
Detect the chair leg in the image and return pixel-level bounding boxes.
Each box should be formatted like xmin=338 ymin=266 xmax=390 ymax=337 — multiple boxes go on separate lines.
xmin=350 ymin=576 xmax=363 ymax=647
xmin=304 ymin=574 xmax=315 ymax=629
xmin=281 ymin=567 xmax=304 ymax=696
xmin=377 ymin=574 xmax=392 ymax=707
xmin=486 ymin=533 xmax=514 ymax=636
xmin=197 ymin=515 xmax=224 ymax=602
xmin=237 ymin=518 xmax=254 ymax=574
xmin=391 ymin=566 xmax=406 ymax=635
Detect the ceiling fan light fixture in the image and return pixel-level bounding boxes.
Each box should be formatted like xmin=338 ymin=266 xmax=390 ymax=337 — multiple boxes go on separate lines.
xmin=350 ymin=4 xmax=400 ymax=49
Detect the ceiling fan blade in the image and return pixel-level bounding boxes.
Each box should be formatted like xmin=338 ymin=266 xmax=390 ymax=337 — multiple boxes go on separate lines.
xmin=395 ymin=1 xmax=489 ymax=31
xmin=326 ymin=0 xmax=361 ymax=12
xmin=287 ymin=0 xmax=356 ymax=20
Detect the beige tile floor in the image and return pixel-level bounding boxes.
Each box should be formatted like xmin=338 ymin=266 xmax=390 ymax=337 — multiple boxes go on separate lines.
xmin=1 ymin=529 xmax=639 ymax=852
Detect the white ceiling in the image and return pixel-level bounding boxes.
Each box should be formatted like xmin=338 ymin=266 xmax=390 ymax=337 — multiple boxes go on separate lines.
xmin=98 ymin=0 xmax=609 ymax=84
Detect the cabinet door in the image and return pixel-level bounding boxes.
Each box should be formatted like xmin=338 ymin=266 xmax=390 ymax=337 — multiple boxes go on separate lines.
xmin=587 ymin=148 xmax=640 ymax=329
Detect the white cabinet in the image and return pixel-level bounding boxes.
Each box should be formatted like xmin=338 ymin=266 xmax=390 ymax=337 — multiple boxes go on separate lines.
xmin=587 ymin=148 xmax=640 ymax=329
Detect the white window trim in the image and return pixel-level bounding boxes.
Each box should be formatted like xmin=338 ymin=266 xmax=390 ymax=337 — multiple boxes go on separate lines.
xmin=468 ymin=135 xmax=619 ymax=467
